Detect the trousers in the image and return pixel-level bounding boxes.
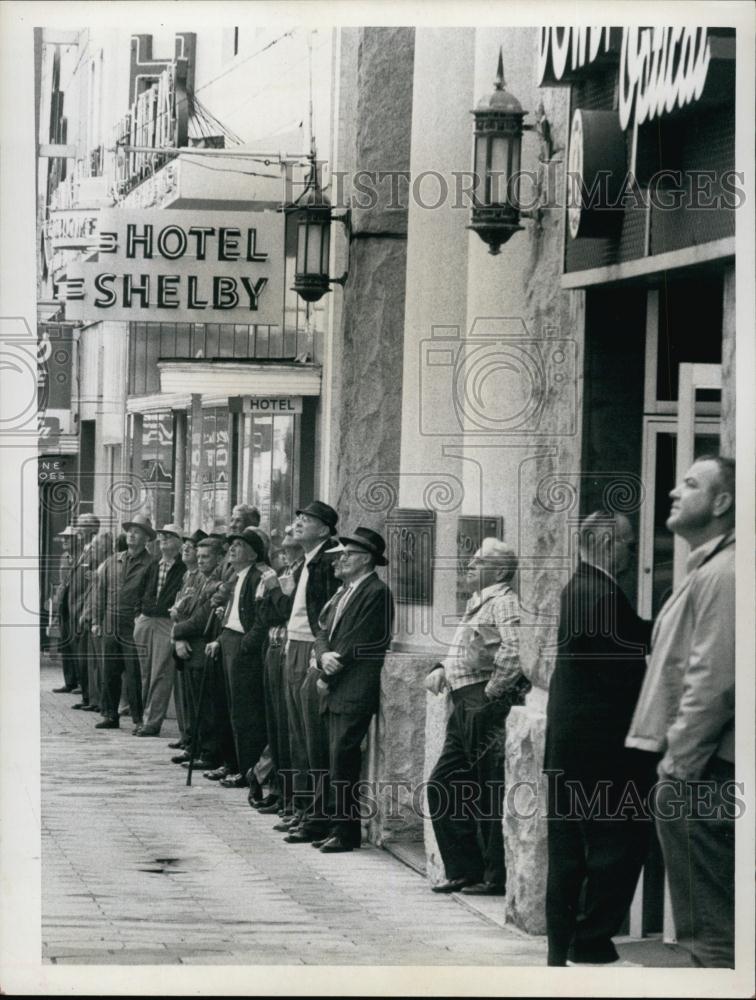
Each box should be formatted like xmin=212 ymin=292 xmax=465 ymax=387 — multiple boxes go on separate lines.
xmin=135 ymin=615 xmax=181 ymax=735
xmin=263 ymin=635 xmax=292 ymax=805
xmin=545 ymin=753 xmax=656 ymax=965
xmin=100 ymin=618 xmax=144 ymax=723
xmin=427 ymin=681 xmax=508 ymax=885
xmin=283 ymin=639 xmax=314 ymax=816
xmin=655 ymin=758 xmax=735 ymax=968
xmin=219 ymin=628 xmax=267 ymax=780
xmin=326 ymin=709 xmax=373 ymax=846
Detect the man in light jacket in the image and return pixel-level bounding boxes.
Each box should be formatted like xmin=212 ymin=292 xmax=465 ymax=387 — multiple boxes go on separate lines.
xmin=626 ymin=454 xmax=736 ymax=968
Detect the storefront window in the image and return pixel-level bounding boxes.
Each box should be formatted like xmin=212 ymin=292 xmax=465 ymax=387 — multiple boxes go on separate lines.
xmin=241 ymin=412 xmax=295 ymax=540
xmin=139 ymin=410 xmax=174 ymax=527
xmin=201 ymin=406 xmax=229 ymax=529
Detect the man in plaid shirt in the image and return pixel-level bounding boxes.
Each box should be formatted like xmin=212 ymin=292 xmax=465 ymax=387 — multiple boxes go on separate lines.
xmin=425 ymin=538 xmax=530 ymax=896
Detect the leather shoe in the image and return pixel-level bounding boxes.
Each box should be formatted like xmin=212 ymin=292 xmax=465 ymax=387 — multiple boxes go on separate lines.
xmin=460 ymin=882 xmax=506 ymax=896
xmin=219 ymin=773 xmax=246 ymax=788
xmin=82 ymin=704 xmax=99 ymax=712
xmin=272 ymin=818 xmax=297 ymax=832
xmin=71 ymin=702 xmax=88 ymax=710
xmin=137 ymin=728 xmax=160 ymax=737
xmin=94 ymin=719 xmax=119 ymax=730
xmin=132 ymin=725 xmax=142 ymax=735
xmin=52 ymin=685 xmax=76 ymax=693
xmin=431 ymin=877 xmax=474 ymax=894
xmin=171 ymin=752 xmax=192 ymax=764
xmin=311 ymin=837 xmax=330 ymax=849
xmin=182 ymin=758 xmax=215 ymax=769
xmin=203 ymin=765 xmax=229 ymax=781
xmin=256 ymin=801 xmax=282 ymax=814
xmin=283 ymin=829 xmax=315 ymax=843
xmin=168 ymin=740 xmax=185 ymax=750
xmin=319 ymin=836 xmax=354 ymax=854
xmin=252 ymin=793 xmax=279 ymax=810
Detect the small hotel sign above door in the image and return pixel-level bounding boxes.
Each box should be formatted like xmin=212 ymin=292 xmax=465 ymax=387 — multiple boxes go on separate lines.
xmin=63 ymin=208 xmax=285 ymax=326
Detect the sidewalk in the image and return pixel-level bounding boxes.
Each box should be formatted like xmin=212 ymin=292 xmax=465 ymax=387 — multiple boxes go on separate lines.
xmin=41 ymin=657 xmax=692 ymax=968
xmin=41 ymin=658 xmax=544 ymax=966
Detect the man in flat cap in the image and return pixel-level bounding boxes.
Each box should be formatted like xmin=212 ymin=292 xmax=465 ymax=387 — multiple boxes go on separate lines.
xmin=133 ymin=524 xmax=186 ymax=737
xmin=278 ymin=501 xmax=340 ymax=844
xmin=92 ymin=514 xmax=155 ymax=730
xmin=425 ymin=538 xmax=530 ymax=895
xmin=310 ymin=527 xmax=395 ymax=852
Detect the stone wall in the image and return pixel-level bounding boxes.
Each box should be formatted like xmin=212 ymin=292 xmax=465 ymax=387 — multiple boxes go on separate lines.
xmin=330 ymin=27 xmax=415 ymax=532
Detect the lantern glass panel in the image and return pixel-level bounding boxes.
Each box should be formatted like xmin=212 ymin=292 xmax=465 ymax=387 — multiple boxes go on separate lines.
xmin=509 ymin=135 xmax=521 ymax=207
xmin=304 ymin=219 xmax=321 ymax=274
xmin=490 ymin=134 xmax=510 ymax=205
xmin=296 ymin=219 xmax=308 ymax=272
xmin=305 ymin=218 xmax=329 ymax=275
xmin=474 ymin=132 xmax=489 ymax=207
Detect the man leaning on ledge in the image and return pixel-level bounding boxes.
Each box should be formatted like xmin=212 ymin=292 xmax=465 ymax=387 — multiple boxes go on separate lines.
xmin=425 ymin=538 xmax=530 ymax=897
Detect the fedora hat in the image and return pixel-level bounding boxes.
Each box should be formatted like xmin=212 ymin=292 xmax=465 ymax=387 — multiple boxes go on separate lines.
xmin=226 ymin=526 xmax=266 ymax=563
xmin=296 ymin=500 xmax=339 ymax=534
xmin=337 ymin=526 xmax=388 ymax=566
xmin=57 ymin=524 xmax=80 ymax=537
xmin=121 ymin=513 xmax=156 ymax=540
xmin=73 ymin=513 xmax=101 ymax=531
xmin=182 ymin=528 xmax=208 ymax=545
xmin=156 ymin=523 xmax=183 ymax=540
xmin=209 ymin=524 xmax=229 ymax=540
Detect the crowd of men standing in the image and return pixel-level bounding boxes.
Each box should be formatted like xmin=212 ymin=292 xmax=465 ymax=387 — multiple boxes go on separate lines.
xmin=52 ymin=499 xmax=395 ymax=855
xmin=50 ymin=453 xmax=737 ymax=967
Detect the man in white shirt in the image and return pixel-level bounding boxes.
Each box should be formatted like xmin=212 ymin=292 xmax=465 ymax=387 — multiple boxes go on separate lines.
xmin=205 ymin=526 xmax=270 ymax=787
xmin=278 ymin=501 xmax=340 ymax=844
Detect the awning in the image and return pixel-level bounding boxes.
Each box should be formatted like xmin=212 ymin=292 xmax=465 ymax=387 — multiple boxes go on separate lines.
xmin=157 ymin=359 xmax=321 ymax=397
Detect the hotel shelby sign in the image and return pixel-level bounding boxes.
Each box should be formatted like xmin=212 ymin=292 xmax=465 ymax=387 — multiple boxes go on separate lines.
xmin=64 ymin=208 xmax=285 ymax=325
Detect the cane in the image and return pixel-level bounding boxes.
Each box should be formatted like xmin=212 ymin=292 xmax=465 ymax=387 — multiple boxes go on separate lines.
xmin=186 ymin=647 xmax=213 ymax=787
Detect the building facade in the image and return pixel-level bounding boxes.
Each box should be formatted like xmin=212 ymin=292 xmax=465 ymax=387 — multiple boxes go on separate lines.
xmin=37 ymin=23 xmax=738 ymax=937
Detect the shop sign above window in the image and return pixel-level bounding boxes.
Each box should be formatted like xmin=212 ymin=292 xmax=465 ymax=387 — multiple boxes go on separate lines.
xmin=62 ymin=208 xmax=285 ymax=326
xmin=538 ymin=27 xmax=713 ymax=134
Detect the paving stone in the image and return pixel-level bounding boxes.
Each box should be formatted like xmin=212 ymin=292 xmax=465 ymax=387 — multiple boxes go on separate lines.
xmin=41 ymin=659 xmax=546 ymax=966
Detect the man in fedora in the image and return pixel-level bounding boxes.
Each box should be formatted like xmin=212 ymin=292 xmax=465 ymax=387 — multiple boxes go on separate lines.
xmin=310 ymin=527 xmax=395 ymax=853
xmin=204 ymin=526 xmax=273 ymax=787
xmin=134 ymin=524 xmax=186 ymax=737
xmin=91 ymin=513 xmax=155 ymax=730
xmin=279 ymin=501 xmax=340 ymax=844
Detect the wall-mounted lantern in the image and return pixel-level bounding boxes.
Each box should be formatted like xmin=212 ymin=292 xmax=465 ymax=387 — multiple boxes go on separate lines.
xmin=469 ymin=49 xmax=558 ymax=255
xmin=285 ymin=151 xmax=350 ymax=303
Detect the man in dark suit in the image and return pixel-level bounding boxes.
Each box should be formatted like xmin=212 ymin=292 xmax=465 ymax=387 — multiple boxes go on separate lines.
xmin=544 ymin=510 xmax=655 ymax=967
xmin=170 ymin=532 xmax=222 ymax=766
xmin=133 ymin=524 xmax=186 ymax=737
xmin=309 ymin=527 xmax=395 ymax=853
xmin=204 ymin=526 xmax=272 ymax=788
xmin=279 ymin=501 xmax=340 ymax=843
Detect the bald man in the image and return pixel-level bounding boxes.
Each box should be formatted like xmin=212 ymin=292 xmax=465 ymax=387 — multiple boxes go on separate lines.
xmin=425 ymin=538 xmax=530 ymax=895
xmin=544 ymin=510 xmax=654 ymax=967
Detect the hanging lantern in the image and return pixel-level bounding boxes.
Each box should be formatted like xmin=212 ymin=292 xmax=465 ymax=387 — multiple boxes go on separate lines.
xmin=468 ymin=49 xmax=527 ymax=255
xmin=285 ymin=156 xmax=333 ymax=303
